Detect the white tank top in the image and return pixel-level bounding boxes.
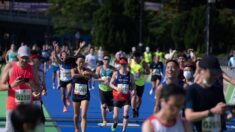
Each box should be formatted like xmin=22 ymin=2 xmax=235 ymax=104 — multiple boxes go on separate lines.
xmin=147 ymin=115 xmax=185 ymax=132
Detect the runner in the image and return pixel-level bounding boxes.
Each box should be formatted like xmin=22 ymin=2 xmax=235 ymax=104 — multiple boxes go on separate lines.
xmin=149 ymin=55 xmax=164 ymax=95
xmin=155 ymin=48 xmax=164 ymax=63
xmin=184 ymin=55 xmax=229 ymax=132
xmin=110 ymin=57 xmax=136 ymax=132
xmin=154 ymin=60 xmax=184 ymax=113
xmin=0 ymin=46 xmax=40 ymax=132
xmin=130 ymin=52 xmax=150 ymax=117
xmin=41 ymin=44 xmax=50 ymax=73
xmin=183 ymin=61 xmax=195 ymax=87
xmin=142 ymin=84 xmax=191 ymax=132
xmin=114 ymin=50 xmax=126 ymax=71
xmin=51 ymin=43 xmax=60 ymax=89
xmin=54 ymin=45 xmax=73 ymax=112
xmin=85 ymin=47 xmax=97 ymax=90
xmin=96 ymin=55 xmax=115 ymax=126
xmin=5 ymin=44 xmax=18 ymax=63
xmin=30 ymin=50 xmax=46 ymax=131
xmin=144 ymin=46 xmax=152 ymax=64
xmin=71 ymin=54 xmax=94 ymax=132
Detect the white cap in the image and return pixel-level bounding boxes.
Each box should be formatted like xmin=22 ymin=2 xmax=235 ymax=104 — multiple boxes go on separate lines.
xmin=146 ymin=46 xmax=150 ymax=52
xmin=18 ymin=46 xmax=31 ymax=57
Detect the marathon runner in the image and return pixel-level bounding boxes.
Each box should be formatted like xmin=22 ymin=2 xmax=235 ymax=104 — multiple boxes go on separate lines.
xmin=54 ymin=44 xmax=73 ymax=112
xmin=130 ymin=52 xmax=150 ymax=117
xmin=185 ymin=55 xmax=229 ymax=132
xmin=0 ymin=46 xmax=40 ymax=132
xmin=51 ymin=42 xmax=61 ymax=89
xmin=149 ymin=55 xmax=164 ymax=95
xmin=5 ymin=44 xmax=18 ymax=63
xmin=154 ymin=60 xmax=184 ymax=113
xmin=41 ymin=44 xmax=51 ymax=73
xmin=110 ymin=57 xmax=136 ymax=132
xmin=85 ymin=47 xmax=97 ymax=90
xmin=30 ymin=50 xmax=46 ymax=132
xmin=142 ymin=84 xmax=191 ymax=132
xmin=71 ymin=54 xmax=94 ymax=132
xmin=96 ymin=55 xmax=115 ymax=126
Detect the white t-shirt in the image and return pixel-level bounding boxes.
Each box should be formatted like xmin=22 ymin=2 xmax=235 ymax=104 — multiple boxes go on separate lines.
xmin=85 ymin=54 xmax=97 ymax=71
xmin=97 ymin=50 xmax=104 ymax=61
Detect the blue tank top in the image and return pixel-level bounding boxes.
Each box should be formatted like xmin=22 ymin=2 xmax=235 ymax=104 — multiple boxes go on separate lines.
xmin=8 ymin=51 xmax=17 ymax=62
xmin=116 ymin=71 xmax=131 ymax=86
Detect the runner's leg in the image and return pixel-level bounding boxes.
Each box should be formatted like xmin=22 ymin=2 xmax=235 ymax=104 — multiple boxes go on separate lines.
xmin=73 ymin=102 xmax=81 ymax=132
xmin=81 ymin=100 xmax=89 ymax=132
xmin=122 ymin=105 xmax=129 ymax=132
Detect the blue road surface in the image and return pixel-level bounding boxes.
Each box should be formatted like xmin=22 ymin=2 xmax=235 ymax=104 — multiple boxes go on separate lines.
xmin=43 ymin=68 xmax=235 ymax=132
xmin=43 ymin=68 xmax=155 ymax=132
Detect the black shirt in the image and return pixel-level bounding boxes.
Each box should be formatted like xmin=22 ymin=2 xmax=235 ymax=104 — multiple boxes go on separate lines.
xmin=185 ymin=83 xmax=226 ymax=132
xmin=150 ymin=62 xmax=163 ymax=76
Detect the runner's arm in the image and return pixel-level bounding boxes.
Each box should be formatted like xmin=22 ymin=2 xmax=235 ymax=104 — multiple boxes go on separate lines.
xmin=94 ymin=66 xmax=104 ymax=82
xmin=0 ymin=63 xmax=11 ymax=90
xmin=130 ymin=74 xmax=136 ymax=91
xmin=5 ymin=50 xmax=9 ymax=63
xmin=143 ymin=62 xmax=150 ymax=75
xmin=185 ymin=108 xmax=210 ymax=122
xmin=29 ymin=66 xmax=41 ymax=91
xmin=109 ymin=72 xmax=118 ymax=91
xmin=153 ymin=85 xmax=162 ymax=113
xmin=223 ymin=72 xmax=235 ymax=85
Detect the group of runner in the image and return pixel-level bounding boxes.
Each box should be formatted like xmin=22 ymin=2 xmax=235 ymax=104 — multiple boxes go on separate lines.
xmin=0 ymin=42 xmax=235 ymax=132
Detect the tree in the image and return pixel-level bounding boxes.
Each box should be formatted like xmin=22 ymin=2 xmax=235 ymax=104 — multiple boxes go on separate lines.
xmin=47 ymin=0 xmax=96 ymax=35
xmin=92 ymin=0 xmax=139 ymax=52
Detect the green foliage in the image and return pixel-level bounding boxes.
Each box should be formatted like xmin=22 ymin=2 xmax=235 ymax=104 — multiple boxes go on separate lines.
xmin=47 ymin=0 xmax=95 ymax=35
xmin=92 ymin=0 xmax=139 ymax=52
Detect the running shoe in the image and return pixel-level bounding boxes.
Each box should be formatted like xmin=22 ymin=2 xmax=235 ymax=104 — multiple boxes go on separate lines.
xmin=111 ymin=123 xmax=117 ymax=132
xmin=63 ymin=106 xmax=68 ymax=113
xmin=101 ymin=120 xmax=107 ymax=127
xmin=66 ymin=98 xmax=71 ymax=106
xmin=149 ymin=89 xmax=153 ymax=95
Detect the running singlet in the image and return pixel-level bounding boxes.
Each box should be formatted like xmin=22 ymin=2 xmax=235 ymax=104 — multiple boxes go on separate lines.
xmin=41 ymin=50 xmax=50 ymax=59
xmin=7 ymin=62 xmax=34 ymax=110
xmin=130 ymin=59 xmax=145 ymax=86
xmin=99 ymin=66 xmax=113 ymax=92
xmin=150 ymin=62 xmax=163 ymax=76
xmin=8 ymin=51 xmax=17 ymax=62
xmin=72 ymin=68 xmax=90 ymax=101
xmin=113 ymin=71 xmax=131 ymax=101
xmin=59 ymin=63 xmax=72 ymax=82
xmin=147 ymin=115 xmax=185 ymax=132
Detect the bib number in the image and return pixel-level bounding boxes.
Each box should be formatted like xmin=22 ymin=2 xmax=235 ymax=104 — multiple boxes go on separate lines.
xmin=118 ymin=84 xmax=129 ymax=94
xmin=15 ymin=89 xmax=32 ymax=104
xmin=152 ymin=69 xmax=160 ymax=75
xmin=202 ymin=115 xmax=221 ymax=132
xmin=74 ymin=84 xmax=87 ymax=95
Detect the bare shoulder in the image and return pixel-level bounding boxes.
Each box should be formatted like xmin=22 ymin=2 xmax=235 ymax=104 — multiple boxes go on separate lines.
xmin=142 ymin=119 xmax=153 ymax=132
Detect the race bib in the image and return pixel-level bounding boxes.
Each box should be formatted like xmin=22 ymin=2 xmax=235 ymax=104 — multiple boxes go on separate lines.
xmin=202 ymin=115 xmax=221 ymax=132
xmin=15 ymin=89 xmax=32 ymax=104
xmin=118 ymin=84 xmax=129 ymax=94
xmin=74 ymin=83 xmax=87 ymax=95
xmin=152 ymin=69 xmax=160 ymax=75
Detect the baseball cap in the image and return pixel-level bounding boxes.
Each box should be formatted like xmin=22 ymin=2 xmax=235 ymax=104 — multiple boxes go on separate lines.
xmin=119 ymin=57 xmax=128 ymax=65
xmin=18 ymin=46 xmax=31 ymax=57
xmin=199 ymin=55 xmax=222 ymax=75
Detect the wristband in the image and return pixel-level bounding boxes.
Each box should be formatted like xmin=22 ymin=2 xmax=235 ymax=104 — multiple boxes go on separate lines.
xmin=208 ymin=109 xmax=214 ymax=117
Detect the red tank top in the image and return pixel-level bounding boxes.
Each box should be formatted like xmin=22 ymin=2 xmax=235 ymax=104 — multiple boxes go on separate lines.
xmin=7 ymin=62 xmax=34 ymax=110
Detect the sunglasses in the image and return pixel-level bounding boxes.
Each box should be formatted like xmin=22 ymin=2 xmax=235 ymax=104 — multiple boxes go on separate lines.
xmin=103 ymin=58 xmax=110 ymax=60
